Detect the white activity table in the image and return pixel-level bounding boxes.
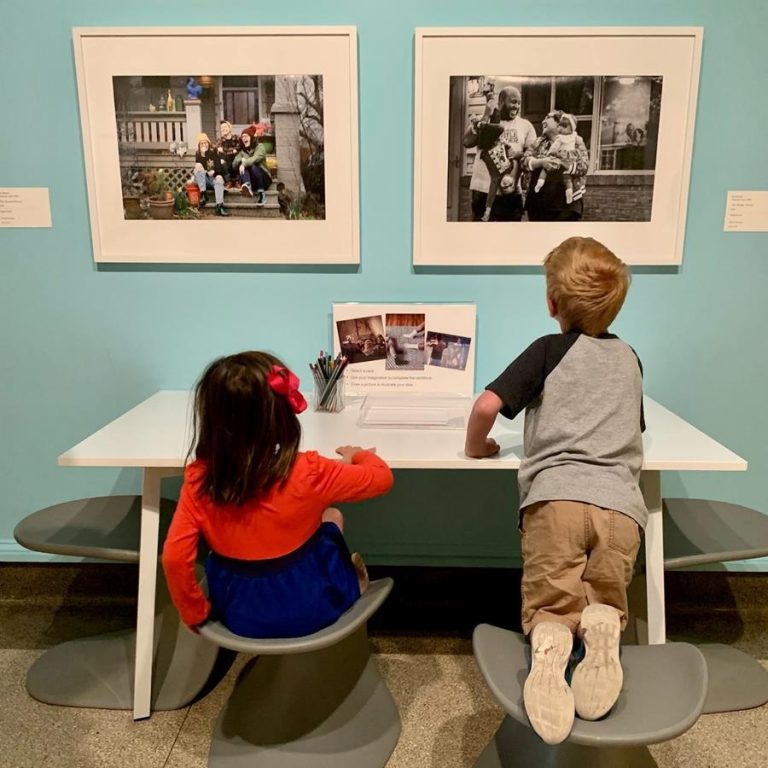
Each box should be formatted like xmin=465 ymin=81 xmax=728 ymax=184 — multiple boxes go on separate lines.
xmin=59 ymin=391 xmax=746 ymax=719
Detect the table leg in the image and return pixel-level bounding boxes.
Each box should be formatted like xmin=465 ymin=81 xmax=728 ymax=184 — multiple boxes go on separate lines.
xmin=640 ymin=470 xmax=665 ymax=644
xmin=133 ymin=468 xmax=164 ymax=720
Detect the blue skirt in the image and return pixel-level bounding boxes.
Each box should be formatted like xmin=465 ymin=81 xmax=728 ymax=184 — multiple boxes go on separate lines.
xmin=205 ymin=522 xmax=361 ymax=638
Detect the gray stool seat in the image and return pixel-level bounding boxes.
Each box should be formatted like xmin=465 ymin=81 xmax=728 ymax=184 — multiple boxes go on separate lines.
xmin=662 ymin=497 xmax=768 ymax=714
xmin=199 ymin=578 xmax=401 ymax=768
xmin=472 ymin=624 xmax=707 ymax=767
xmin=663 ymin=498 xmax=768 ymax=569
xmin=14 ymin=495 xmax=219 ymax=711
xmin=13 ymin=495 xmax=174 ymax=562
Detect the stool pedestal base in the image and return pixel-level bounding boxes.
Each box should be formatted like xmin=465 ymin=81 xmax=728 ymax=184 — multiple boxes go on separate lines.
xmin=475 ymin=716 xmax=658 ymax=768
xmin=208 ymin=626 xmax=400 ymax=768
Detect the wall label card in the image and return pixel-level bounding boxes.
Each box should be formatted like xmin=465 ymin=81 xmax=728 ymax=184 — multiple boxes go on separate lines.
xmin=0 ymin=188 xmax=52 ymax=228
xmin=724 ymin=191 xmax=768 ymax=232
xmin=331 ymin=303 xmax=476 ymax=397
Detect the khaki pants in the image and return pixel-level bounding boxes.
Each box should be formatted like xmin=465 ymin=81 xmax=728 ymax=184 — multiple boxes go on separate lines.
xmin=521 ymin=500 xmax=641 ymax=635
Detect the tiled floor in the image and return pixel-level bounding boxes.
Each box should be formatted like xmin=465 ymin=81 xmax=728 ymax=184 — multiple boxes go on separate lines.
xmin=1 ymin=565 xmax=767 ymax=767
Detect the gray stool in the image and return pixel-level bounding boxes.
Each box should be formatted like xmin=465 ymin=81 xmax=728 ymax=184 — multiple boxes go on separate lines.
xmin=199 ymin=577 xmax=400 ymax=768
xmin=473 ymin=624 xmax=707 ymax=768
xmin=663 ymin=497 xmax=768 ymax=713
xmin=13 ymin=495 xmax=220 ymax=710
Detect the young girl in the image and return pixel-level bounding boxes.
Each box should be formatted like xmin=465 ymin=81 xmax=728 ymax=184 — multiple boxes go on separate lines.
xmin=533 ymin=113 xmax=578 ymax=204
xmin=162 ymin=351 xmax=393 ymax=638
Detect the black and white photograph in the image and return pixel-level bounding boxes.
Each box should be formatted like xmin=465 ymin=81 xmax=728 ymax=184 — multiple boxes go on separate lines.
xmin=413 ymin=28 xmax=702 ymax=266
xmin=447 ymin=74 xmax=662 ymax=223
xmin=426 ymin=332 xmax=472 ymax=371
xmin=336 ymin=315 xmax=387 ymax=365
xmin=384 ymin=313 xmax=427 ymax=370
xmin=114 ymin=74 xmax=325 ymax=221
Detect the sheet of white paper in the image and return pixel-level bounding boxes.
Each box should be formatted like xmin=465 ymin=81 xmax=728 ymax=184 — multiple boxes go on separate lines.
xmin=724 ymin=191 xmax=768 ymax=232
xmin=0 ymin=188 xmax=52 ymax=228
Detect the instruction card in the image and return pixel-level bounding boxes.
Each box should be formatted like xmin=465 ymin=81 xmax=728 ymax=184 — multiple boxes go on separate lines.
xmin=332 ymin=303 xmax=476 ymax=397
xmin=0 ymin=188 xmax=52 ymax=228
xmin=724 ymin=191 xmax=768 ymax=232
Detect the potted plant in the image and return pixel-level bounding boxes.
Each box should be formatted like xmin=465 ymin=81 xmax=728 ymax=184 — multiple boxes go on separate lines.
xmin=120 ymin=166 xmax=143 ymax=219
xmin=143 ymin=169 xmax=175 ymax=219
xmin=251 ymin=120 xmax=275 ymax=153
xmin=174 ymin=187 xmax=201 ymax=219
xmin=184 ymin=177 xmax=201 ymax=207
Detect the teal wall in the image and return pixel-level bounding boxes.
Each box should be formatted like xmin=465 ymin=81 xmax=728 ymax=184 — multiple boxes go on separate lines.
xmin=2 ymin=1 xmax=767 ymax=568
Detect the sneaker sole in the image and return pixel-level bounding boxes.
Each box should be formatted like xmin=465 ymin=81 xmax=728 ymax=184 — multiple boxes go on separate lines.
xmin=571 ymin=603 xmax=622 ymax=720
xmin=523 ymin=622 xmax=575 ymax=744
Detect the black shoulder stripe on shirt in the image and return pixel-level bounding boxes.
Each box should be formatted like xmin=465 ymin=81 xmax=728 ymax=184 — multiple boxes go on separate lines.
xmin=485 ymin=332 xmax=581 ymax=420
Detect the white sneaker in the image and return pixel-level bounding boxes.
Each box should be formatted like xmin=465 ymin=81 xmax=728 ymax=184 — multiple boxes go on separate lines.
xmin=523 ymin=621 xmax=575 ymax=744
xmin=571 ymin=603 xmax=623 ymax=720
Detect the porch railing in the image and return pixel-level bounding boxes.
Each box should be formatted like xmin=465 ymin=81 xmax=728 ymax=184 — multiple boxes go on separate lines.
xmin=117 ymin=112 xmax=188 ymax=150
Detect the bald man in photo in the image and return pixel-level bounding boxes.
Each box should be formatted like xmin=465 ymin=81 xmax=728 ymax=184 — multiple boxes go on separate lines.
xmin=464 ymin=86 xmax=537 ymax=222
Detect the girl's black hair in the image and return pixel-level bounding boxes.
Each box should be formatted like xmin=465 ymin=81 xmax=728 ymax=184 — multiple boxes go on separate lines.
xmin=189 ymin=351 xmax=301 ymax=506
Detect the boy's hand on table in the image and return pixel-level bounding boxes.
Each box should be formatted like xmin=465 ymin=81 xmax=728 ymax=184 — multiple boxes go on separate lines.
xmin=464 ymin=438 xmax=500 ymax=459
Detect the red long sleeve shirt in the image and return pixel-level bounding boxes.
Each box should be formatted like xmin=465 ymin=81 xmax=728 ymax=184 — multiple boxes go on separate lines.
xmin=162 ymin=450 xmax=394 ymax=627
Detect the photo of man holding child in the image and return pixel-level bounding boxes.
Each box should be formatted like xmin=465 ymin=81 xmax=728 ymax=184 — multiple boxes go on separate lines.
xmin=447 ymin=74 xmax=662 ymax=223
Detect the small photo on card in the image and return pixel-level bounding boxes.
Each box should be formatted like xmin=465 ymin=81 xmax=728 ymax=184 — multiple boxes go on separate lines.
xmin=336 ymin=315 xmax=386 ymax=365
xmin=385 ymin=313 xmax=426 ymax=370
xmin=426 ymin=332 xmax=472 ymax=371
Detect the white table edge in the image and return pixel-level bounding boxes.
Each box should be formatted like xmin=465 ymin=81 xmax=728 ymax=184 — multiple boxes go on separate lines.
xmin=57 ymin=456 xmax=749 ymax=472
xmin=54 ymin=389 xmax=749 ymax=717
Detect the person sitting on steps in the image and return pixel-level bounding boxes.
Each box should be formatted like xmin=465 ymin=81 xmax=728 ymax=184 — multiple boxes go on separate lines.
xmin=193 ymin=132 xmax=229 ymax=217
xmin=233 ymin=130 xmax=272 ymax=206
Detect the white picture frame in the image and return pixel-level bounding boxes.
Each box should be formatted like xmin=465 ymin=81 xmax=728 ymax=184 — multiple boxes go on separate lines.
xmin=73 ymin=26 xmax=359 ymax=264
xmin=413 ymin=27 xmax=703 ymax=266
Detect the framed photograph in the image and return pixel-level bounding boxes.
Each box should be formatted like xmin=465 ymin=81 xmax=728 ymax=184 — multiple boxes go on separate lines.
xmin=413 ymin=27 xmax=703 ymax=266
xmin=332 ymin=303 xmax=477 ymax=396
xmin=73 ymin=26 xmax=359 ymax=264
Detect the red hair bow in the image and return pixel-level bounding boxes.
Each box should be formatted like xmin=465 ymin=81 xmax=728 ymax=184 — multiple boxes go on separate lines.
xmin=267 ymin=365 xmax=307 ymax=414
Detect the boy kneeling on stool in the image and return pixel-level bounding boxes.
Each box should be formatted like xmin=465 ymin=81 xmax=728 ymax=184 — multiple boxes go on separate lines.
xmin=465 ymin=236 xmax=646 ymax=744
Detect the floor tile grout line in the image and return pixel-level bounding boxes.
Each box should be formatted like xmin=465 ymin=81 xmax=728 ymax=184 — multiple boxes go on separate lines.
xmin=161 ymin=705 xmax=192 ymax=768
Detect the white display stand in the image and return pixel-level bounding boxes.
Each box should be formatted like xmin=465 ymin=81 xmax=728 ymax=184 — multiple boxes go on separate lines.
xmin=358 ymin=393 xmax=471 ymax=429
xmin=332 ymin=303 xmax=476 ymax=398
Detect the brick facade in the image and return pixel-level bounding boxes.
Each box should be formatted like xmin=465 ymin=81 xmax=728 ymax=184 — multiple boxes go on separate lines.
xmin=457 ymin=174 xmax=654 ymax=222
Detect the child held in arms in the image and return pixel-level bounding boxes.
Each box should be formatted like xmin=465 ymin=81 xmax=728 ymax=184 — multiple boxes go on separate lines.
xmin=162 ymin=351 xmax=393 ymax=639
xmin=464 ymin=236 xmax=646 ymax=744
xmin=534 ymin=113 xmax=579 ymax=204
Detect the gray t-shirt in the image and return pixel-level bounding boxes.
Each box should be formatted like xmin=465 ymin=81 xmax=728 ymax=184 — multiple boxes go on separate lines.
xmin=487 ymin=331 xmax=648 ymax=528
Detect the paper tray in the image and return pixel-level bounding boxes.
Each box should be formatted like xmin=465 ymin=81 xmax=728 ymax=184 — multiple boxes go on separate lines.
xmin=357 ymin=393 xmax=471 ymax=429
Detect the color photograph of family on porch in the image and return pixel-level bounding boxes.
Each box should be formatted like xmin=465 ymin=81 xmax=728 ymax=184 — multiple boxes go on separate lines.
xmin=113 ymin=74 xmax=325 ymax=220
xmin=446 ymin=74 xmax=662 ymax=223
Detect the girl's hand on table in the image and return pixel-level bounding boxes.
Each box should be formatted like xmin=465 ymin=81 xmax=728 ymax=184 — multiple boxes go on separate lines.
xmin=335 ymin=445 xmax=376 ymax=463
